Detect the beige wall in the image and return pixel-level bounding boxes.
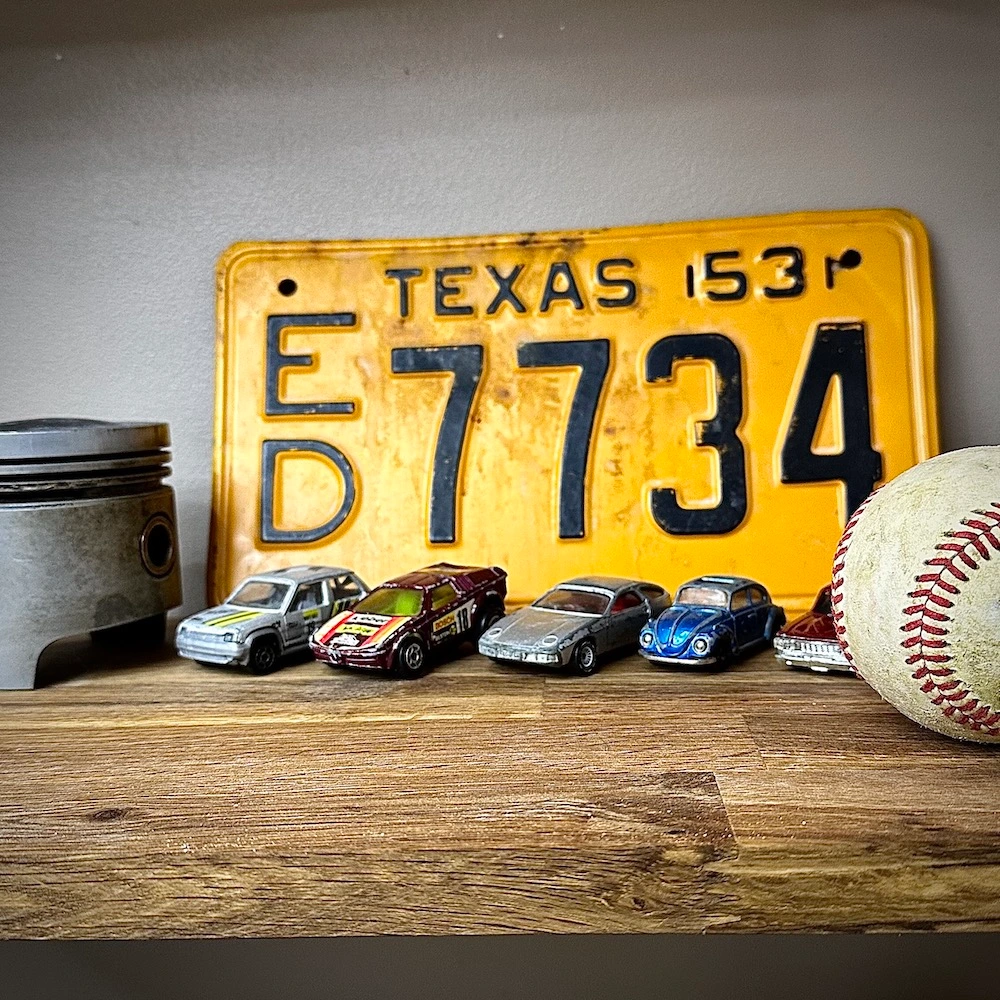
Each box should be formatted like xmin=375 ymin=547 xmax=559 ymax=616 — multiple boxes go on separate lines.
xmin=1 ymin=0 xmax=997 ymax=610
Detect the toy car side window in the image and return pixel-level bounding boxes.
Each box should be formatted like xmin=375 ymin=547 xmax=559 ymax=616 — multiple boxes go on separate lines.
xmin=430 ymin=583 xmax=458 ymax=610
xmin=334 ymin=574 xmax=362 ymax=600
xmin=813 ymin=588 xmax=832 ymax=615
xmin=748 ymin=586 xmax=767 ymax=605
xmin=293 ymin=582 xmax=324 ymax=610
xmin=638 ymin=585 xmax=664 ymax=602
xmin=730 ymin=589 xmax=751 ymax=612
xmin=611 ymin=590 xmax=643 ymax=614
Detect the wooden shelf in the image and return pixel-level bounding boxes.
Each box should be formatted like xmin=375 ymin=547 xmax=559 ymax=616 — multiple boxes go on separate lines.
xmin=1 ymin=639 xmax=998 ymax=938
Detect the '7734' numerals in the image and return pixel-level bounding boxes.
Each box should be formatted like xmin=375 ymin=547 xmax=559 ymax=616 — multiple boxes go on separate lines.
xmin=260 ymin=321 xmax=882 ymax=544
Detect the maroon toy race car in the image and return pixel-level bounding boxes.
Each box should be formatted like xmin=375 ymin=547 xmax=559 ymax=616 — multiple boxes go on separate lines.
xmin=309 ymin=563 xmax=507 ymax=676
xmin=772 ymin=585 xmax=852 ymax=674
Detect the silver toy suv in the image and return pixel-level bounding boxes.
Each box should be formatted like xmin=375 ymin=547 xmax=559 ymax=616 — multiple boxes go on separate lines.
xmin=176 ymin=565 xmax=368 ymax=673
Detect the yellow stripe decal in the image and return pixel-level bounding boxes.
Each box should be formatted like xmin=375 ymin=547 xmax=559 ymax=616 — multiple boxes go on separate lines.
xmin=206 ymin=610 xmax=262 ymax=628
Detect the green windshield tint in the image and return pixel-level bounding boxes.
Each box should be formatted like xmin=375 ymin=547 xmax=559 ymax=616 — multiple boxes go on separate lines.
xmin=353 ymin=587 xmax=423 ymax=616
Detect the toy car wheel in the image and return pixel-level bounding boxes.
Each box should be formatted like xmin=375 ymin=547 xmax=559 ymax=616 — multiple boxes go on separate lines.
xmin=713 ymin=636 xmax=733 ymax=664
xmin=395 ymin=637 xmax=427 ymax=677
xmin=572 ymin=639 xmax=599 ymax=676
xmin=247 ymin=634 xmax=280 ymax=675
xmin=474 ymin=603 xmax=504 ymax=639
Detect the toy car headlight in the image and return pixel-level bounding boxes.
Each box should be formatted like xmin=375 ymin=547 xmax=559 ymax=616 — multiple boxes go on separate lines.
xmin=223 ymin=631 xmax=237 ymax=642
xmin=485 ymin=626 xmax=503 ymax=639
xmin=639 ymin=630 xmax=654 ymax=646
xmin=691 ymin=636 xmax=711 ymax=655
xmin=542 ymin=634 xmax=560 ymax=645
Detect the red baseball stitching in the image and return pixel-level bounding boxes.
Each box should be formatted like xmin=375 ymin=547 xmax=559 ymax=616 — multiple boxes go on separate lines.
xmin=830 ymin=490 xmax=879 ymax=676
xmin=833 ymin=490 xmax=1000 ymax=734
xmin=898 ymin=502 xmax=1000 ymax=736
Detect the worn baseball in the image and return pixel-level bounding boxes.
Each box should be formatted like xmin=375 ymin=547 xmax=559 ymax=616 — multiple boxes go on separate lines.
xmin=832 ymin=447 xmax=1000 ymax=742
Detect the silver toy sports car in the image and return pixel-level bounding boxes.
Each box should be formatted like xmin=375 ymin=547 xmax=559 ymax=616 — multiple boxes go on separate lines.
xmin=176 ymin=565 xmax=368 ymax=673
xmin=478 ymin=576 xmax=671 ymax=675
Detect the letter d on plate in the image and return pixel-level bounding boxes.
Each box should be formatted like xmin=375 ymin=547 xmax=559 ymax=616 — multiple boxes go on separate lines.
xmin=260 ymin=439 xmax=357 ymax=543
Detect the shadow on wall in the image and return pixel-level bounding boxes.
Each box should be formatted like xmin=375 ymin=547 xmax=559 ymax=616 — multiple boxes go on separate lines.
xmin=2 ymin=0 xmax=995 ymax=47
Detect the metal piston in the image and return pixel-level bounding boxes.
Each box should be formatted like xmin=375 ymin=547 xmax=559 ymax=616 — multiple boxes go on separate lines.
xmin=0 ymin=418 xmax=182 ymax=688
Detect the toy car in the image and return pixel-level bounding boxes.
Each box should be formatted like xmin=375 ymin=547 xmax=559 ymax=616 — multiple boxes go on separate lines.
xmin=773 ymin=585 xmax=852 ymax=674
xmin=478 ymin=576 xmax=671 ymax=676
xmin=176 ymin=565 xmax=369 ymax=673
xmin=309 ymin=563 xmax=507 ymax=676
xmin=638 ymin=575 xmax=784 ymax=667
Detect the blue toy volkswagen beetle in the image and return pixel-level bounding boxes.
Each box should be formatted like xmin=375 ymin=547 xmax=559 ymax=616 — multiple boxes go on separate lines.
xmin=638 ymin=575 xmax=785 ymax=667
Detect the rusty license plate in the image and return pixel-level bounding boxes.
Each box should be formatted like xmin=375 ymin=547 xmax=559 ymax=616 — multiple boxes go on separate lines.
xmin=212 ymin=209 xmax=937 ymax=611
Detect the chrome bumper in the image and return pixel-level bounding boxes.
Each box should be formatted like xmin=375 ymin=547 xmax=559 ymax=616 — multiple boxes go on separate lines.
xmin=478 ymin=641 xmax=567 ymax=666
xmin=773 ymin=637 xmax=849 ymax=670
xmin=176 ymin=632 xmax=249 ymax=666
xmin=640 ymin=652 xmax=719 ymax=666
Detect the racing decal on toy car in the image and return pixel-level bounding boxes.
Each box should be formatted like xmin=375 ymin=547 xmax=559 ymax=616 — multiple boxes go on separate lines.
xmin=316 ymin=612 xmax=411 ymax=648
xmin=432 ymin=601 xmax=475 ymax=642
xmin=310 ymin=563 xmax=508 ymax=675
xmin=203 ymin=609 xmax=264 ymax=628
xmin=331 ymin=633 xmax=360 ymax=646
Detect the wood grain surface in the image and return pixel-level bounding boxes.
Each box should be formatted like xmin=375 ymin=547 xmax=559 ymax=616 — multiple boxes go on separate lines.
xmin=1 ymin=638 xmax=998 ymax=938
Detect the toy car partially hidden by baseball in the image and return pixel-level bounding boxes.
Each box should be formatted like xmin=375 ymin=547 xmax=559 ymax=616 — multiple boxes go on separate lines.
xmin=478 ymin=576 xmax=671 ymax=675
xmin=176 ymin=565 xmax=369 ymax=673
xmin=773 ymin=585 xmax=851 ymax=674
xmin=639 ymin=575 xmax=784 ymax=667
xmin=310 ymin=563 xmax=507 ymax=676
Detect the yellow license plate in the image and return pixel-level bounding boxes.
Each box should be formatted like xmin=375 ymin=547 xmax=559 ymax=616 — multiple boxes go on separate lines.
xmin=212 ymin=209 xmax=937 ymax=612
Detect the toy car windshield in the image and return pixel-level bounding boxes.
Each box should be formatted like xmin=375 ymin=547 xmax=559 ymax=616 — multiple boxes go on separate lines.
xmin=227 ymin=580 xmax=292 ymax=610
xmin=533 ymin=588 xmax=610 ymax=615
xmin=353 ymin=587 xmax=424 ymax=616
xmin=675 ymin=585 xmax=728 ymax=608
